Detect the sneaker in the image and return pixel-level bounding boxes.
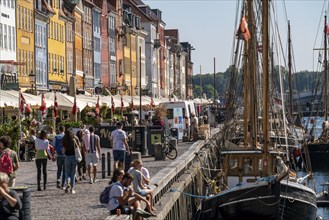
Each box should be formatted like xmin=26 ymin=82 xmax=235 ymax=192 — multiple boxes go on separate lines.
xmin=56 ymin=180 xmax=60 ymax=189
xmin=79 ymin=177 xmax=82 ymax=181
xmin=65 ymin=184 xmax=70 ymax=193
xmin=82 ymin=175 xmax=87 ymax=180
xmin=93 ymin=178 xmax=98 ymax=183
xmin=71 ymin=189 xmax=76 ymax=194
xmin=89 ymin=178 xmax=93 ymax=184
xmin=136 ymin=208 xmax=152 ymax=218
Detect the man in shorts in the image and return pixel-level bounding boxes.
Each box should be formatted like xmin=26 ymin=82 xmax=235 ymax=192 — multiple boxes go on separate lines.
xmin=111 ymin=122 xmax=130 ymax=171
xmin=85 ymin=126 xmax=101 ymax=184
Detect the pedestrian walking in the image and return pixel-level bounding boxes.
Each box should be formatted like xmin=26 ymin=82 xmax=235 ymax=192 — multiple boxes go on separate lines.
xmin=0 ymin=172 xmax=22 ymax=220
xmin=76 ymin=129 xmax=86 ymax=181
xmin=52 ymin=125 xmax=65 ymax=189
xmin=34 ymin=130 xmax=49 ymax=191
xmin=85 ymin=126 xmax=101 ymax=184
xmin=111 ymin=122 xmax=130 ymax=171
xmin=62 ymin=128 xmax=78 ymax=194
xmin=0 ymin=136 xmax=19 ymax=187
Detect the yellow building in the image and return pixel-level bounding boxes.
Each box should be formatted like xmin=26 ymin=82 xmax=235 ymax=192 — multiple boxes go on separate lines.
xmin=124 ymin=31 xmax=137 ymax=95
xmin=16 ymin=0 xmax=34 ymax=89
xmin=47 ymin=1 xmax=66 ymax=90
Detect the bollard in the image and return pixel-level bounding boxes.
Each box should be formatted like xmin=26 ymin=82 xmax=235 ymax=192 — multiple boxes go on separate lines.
xmin=101 ymin=153 xmax=105 ymax=179
xmin=107 ymin=152 xmax=111 ymax=176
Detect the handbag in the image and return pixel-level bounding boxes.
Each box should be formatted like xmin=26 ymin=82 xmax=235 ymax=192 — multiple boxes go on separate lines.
xmin=74 ymin=139 xmax=82 ymax=162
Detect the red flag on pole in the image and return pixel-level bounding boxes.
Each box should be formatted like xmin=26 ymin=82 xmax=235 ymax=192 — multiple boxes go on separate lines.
xmin=150 ymin=97 xmax=155 ymax=108
xmin=236 ymin=16 xmax=251 ymax=41
xmin=121 ymin=95 xmax=124 ymax=113
xmin=39 ymin=93 xmax=47 ymax=117
xmin=72 ymin=96 xmax=77 ymax=115
xmin=130 ymin=98 xmax=134 ymax=111
xmin=111 ymin=96 xmax=115 ymax=113
xmin=19 ymin=90 xmax=26 ymax=113
xmin=95 ymin=95 xmax=100 ymax=115
xmin=54 ymin=92 xmax=58 ymax=118
xmin=25 ymin=104 xmax=32 ymax=113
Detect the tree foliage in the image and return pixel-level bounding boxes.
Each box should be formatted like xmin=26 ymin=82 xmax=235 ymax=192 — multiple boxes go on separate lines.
xmin=193 ymin=66 xmax=319 ymax=99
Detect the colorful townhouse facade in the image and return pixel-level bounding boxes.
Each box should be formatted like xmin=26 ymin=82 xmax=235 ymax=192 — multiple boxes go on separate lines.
xmin=82 ymin=0 xmax=94 ymax=92
xmin=47 ymin=0 xmax=67 ymax=91
xmin=0 ymin=0 xmax=194 ymax=100
xmin=16 ymin=0 xmax=34 ymax=90
xmin=93 ymin=2 xmax=102 ymax=92
xmin=74 ymin=1 xmax=84 ymax=90
xmin=0 ymin=0 xmax=17 ymax=90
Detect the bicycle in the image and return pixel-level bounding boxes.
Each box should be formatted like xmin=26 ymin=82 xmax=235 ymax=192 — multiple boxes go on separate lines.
xmin=162 ymin=134 xmax=178 ymax=160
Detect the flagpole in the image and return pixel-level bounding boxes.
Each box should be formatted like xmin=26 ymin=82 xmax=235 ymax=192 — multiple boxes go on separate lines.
xmin=53 ymin=92 xmax=56 ymax=134
xmin=18 ymin=89 xmax=22 ymax=157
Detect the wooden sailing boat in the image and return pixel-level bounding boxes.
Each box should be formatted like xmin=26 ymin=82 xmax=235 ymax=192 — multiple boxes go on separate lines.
xmin=306 ymin=14 xmax=329 ymax=170
xmin=196 ymin=1 xmax=317 ymax=219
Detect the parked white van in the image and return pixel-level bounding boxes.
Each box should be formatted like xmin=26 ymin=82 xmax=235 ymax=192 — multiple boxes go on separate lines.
xmin=159 ymin=101 xmax=197 ymax=130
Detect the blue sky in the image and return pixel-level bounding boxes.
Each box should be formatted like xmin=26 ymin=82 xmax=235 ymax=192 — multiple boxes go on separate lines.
xmin=144 ymin=0 xmax=328 ymax=74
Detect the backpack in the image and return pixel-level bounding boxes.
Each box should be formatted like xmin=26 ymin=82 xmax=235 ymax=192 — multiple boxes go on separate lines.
xmin=0 ymin=151 xmax=13 ymax=174
xmin=100 ymin=184 xmax=114 ymax=204
xmin=54 ymin=135 xmax=63 ymax=155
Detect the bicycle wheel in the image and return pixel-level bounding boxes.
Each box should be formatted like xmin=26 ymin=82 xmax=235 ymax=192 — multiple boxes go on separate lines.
xmin=165 ymin=143 xmax=177 ymax=160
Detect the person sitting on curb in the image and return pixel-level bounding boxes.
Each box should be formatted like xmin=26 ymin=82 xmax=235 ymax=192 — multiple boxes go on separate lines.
xmin=108 ymin=171 xmax=154 ymax=219
xmin=128 ymin=160 xmax=156 ymax=214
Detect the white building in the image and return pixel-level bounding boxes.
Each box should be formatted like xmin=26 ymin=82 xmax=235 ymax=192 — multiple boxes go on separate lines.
xmin=0 ymin=0 xmax=16 ymax=61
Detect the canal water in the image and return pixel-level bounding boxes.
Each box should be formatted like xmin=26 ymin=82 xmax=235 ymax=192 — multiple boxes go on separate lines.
xmin=302 ymin=116 xmax=329 ymax=218
xmin=307 ymin=169 xmax=329 ymax=219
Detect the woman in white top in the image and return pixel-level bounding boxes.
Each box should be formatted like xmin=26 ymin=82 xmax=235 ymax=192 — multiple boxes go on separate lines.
xmin=34 ymin=130 xmax=49 ymax=191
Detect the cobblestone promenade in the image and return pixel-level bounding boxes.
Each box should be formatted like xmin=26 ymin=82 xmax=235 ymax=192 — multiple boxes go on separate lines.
xmin=15 ymin=143 xmax=192 ymax=220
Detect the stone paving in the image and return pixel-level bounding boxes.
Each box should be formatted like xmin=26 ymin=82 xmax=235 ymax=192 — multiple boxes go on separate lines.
xmin=15 ymin=142 xmax=193 ymax=220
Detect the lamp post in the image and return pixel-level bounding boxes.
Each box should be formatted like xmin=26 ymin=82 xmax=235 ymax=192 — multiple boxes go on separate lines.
xmin=28 ymin=71 xmax=36 ymax=94
xmin=98 ymin=79 xmax=103 ymax=95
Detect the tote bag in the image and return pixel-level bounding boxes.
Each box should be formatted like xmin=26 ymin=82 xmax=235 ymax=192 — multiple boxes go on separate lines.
xmin=74 ymin=139 xmax=82 ymax=162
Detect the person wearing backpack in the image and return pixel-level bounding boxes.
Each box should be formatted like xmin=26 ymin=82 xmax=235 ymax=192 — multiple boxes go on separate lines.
xmin=52 ymin=125 xmax=65 ymax=189
xmin=34 ymin=130 xmax=49 ymax=191
xmin=108 ymin=171 xmax=154 ymax=219
xmin=0 ymin=136 xmax=19 ymax=187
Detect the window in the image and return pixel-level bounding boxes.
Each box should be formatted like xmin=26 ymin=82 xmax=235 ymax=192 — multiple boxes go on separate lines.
xmin=48 ymin=53 xmax=50 ymax=73
xmin=24 ymin=8 xmax=27 ymax=31
xmin=18 ymin=6 xmax=20 ymax=29
xmin=27 ymin=51 xmax=30 ymax=75
xmin=8 ymin=25 xmax=11 ymax=50
xmin=31 ymin=52 xmax=34 ymax=72
xmin=28 ymin=10 xmax=31 ymax=32
xmin=0 ymin=23 xmax=2 ymax=49
xmin=12 ymin=26 xmax=15 ymax=50
xmin=4 ymin=24 xmax=7 ymax=49
xmin=18 ymin=49 xmax=21 ymax=73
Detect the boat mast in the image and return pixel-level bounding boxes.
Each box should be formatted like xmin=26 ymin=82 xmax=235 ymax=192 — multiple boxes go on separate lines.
xmin=244 ymin=0 xmax=251 ymax=148
xmin=288 ymin=20 xmax=293 ymax=123
xmin=262 ymin=0 xmax=270 ymax=175
xmin=324 ymin=15 xmax=328 ymax=121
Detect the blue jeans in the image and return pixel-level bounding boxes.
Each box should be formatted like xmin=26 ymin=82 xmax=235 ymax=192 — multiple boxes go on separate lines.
xmin=56 ymin=156 xmax=66 ymax=186
xmin=65 ymin=155 xmax=77 ymax=189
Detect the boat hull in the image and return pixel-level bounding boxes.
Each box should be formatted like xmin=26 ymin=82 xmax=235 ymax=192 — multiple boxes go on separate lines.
xmin=198 ymin=181 xmax=317 ymax=220
xmin=307 ymin=143 xmax=329 ymax=170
